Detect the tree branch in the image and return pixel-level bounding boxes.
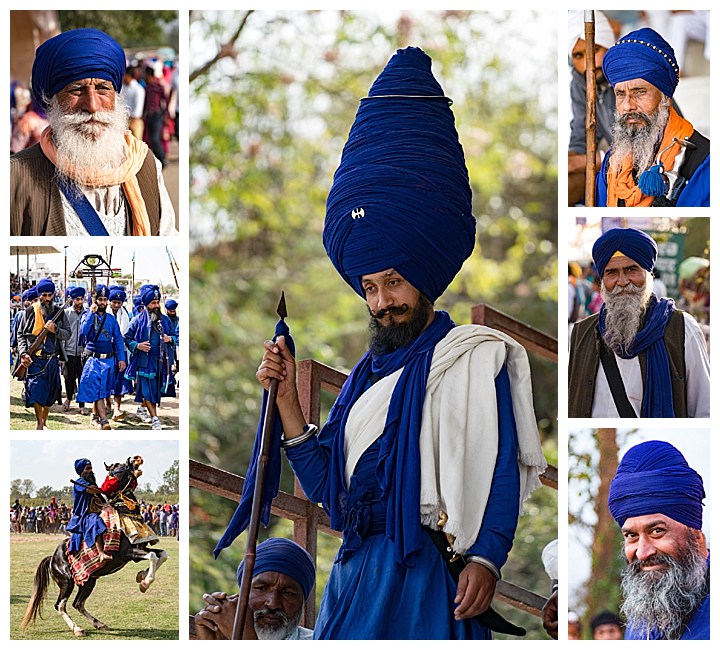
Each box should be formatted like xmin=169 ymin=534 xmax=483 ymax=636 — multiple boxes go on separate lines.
xmin=190 ymin=10 xmax=254 ymax=83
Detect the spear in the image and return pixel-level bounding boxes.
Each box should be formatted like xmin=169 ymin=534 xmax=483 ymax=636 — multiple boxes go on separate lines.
xmin=232 ymin=292 xmax=288 ymax=640
xmin=584 ymin=10 xmax=597 ymax=206
xmin=166 ymin=247 xmax=180 ymax=290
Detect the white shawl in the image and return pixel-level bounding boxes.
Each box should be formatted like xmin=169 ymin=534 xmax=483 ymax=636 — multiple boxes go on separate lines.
xmin=344 ymin=324 xmax=547 ymax=554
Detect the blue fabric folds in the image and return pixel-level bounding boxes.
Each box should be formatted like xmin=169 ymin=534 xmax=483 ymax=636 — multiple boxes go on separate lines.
xmin=31 ymin=28 xmax=127 ymax=110
xmin=609 ymin=440 xmax=705 ymax=529
xmin=602 ymin=28 xmax=679 ymax=98
xmin=597 ymin=295 xmax=676 ymax=417
xmin=592 ymin=227 xmax=658 ymax=277
xmin=213 ymin=318 xmax=295 ymax=559
xmin=323 ymin=47 xmax=475 ymax=302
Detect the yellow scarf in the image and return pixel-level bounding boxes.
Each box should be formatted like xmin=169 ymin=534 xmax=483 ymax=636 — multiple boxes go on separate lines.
xmin=32 ymin=301 xmax=46 ymax=337
xmin=40 ymin=127 xmax=153 ymax=235
xmin=606 ymin=107 xmax=695 ymax=207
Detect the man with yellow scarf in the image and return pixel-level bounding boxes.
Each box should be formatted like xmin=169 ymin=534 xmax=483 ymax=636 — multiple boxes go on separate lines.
xmin=596 ymin=28 xmax=709 ymax=207
xmin=15 ymin=278 xmax=70 ymax=430
xmin=10 ymin=28 xmax=177 ymax=236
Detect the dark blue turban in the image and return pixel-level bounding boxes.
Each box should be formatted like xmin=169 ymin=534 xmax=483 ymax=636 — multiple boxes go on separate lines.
xmin=36 ymin=278 xmax=55 ymax=295
xmin=236 ymin=538 xmax=316 ymax=600
xmin=592 ymin=227 xmax=657 ymax=278
xmin=31 ymin=28 xmax=126 ymax=110
xmin=323 ymin=47 xmax=475 ymax=302
xmin=95 ymin=284 xmax=109 ymax=298
xmin=23 ymin=288 xmax=38 ymax=302
xmin=602 ymin=28 xmax=679 ymax=98
xmin=165 ymin=299 xmax=178 ymax=310
xmin=109 ymin=287 xmax=126 ymax=302
xmin=140 ymin=285 xmax=161 ymax=306
xmin=609 ymin=440 xmax=704 ymax=530
xmin=69 ymin=286 xmax=86 ymax=299
xmin=74 ymin=458 xmax=91 ymax=475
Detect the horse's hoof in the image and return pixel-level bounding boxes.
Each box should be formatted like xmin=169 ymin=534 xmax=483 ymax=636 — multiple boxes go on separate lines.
xmin=139 ymin=581 xmax=148 ymax=593
xmin=136 ymin=570 xmax=147 ymax=583
xmin=73 ymin=628 xmax=85 ymax=637
xmin=95 ymin=623 xmax=110 ymax=631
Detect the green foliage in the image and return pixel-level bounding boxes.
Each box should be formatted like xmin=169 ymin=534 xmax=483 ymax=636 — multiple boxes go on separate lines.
xmin=159 ymin=459 xmax=180 ymax=495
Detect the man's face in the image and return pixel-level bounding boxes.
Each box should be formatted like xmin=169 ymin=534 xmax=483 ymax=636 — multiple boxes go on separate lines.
xmin=601 ymin=255 xmax=646 ymax=293
xmin=248 ymin=571 xmax=304 ymax=640
xmin=110 ymin=299 xmax=123 ymax=312
xmin=167 ymin=309 xmax=176 ymax=317
xmin=622 ymin=513 xmax=690 ymax=568
xmin=593 ymin=623 xmax=623 ymax=640
xmin=73 ymin=296 xmax=84 ymax=310
xmin=613 ymin=78 xmax=664 ymax=128
xmin=57 ymin=78 xmax=116 ymax=117
xmin=81 ymin=463 xmax=95 ymax=482
xmin=39 ymin=291 xmax=54 ymax=306
xmin=571 ymin=39 xmax=607 ymax=81
xmin=96 ymin=296 xmax=108 ymax=312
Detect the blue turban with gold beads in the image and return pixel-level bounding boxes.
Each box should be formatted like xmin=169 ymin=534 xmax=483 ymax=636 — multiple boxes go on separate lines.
xmin=323 ymin=47 xmax=475 ymax=302
xmin=608 ymin=440 xmax=705 ymax=530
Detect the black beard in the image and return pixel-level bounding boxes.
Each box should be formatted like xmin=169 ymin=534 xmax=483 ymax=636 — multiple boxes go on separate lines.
xmin=368 ymin=293 xmax=434 ymax=355
xmin=40 ymin=301 xmax=55 ymax=318
xmin=96 ymin=304 xmax=106 ymax=313
xmin=84 ymin=471 xmax=97 ymax=486
xmin=149 ymin=307 xmax=161 ymax=320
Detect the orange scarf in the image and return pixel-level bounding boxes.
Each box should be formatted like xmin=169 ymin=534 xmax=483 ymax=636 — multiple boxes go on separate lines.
xmin=32 ymin=301 xmax=46 ymax=336
xmin=606 ymin=107 xmax=694 ymax=207
xmin=40 ymin=127 xmax=152 ymax=235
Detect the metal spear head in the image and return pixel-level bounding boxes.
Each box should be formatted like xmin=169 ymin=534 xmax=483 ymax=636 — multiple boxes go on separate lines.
xmin=276 ymin=291 xmax=287 ymax=320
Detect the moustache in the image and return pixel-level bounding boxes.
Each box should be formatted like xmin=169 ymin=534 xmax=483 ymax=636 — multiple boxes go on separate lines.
xmin=371 ymin=304 xmax=409 ymax=320
xmin=619 ymin=111 xmax=652 ymax=128
xmin=62 ymin=110 xmax=115 ymax=126
xmin=253 ymin=607 xmax=290 ymax=624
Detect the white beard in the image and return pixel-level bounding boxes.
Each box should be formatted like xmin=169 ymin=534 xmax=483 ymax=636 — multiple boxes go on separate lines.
xmin=46 ymin=95 xmax=130 ymax=187
xmin=253 ymin=606 xmax=303 ymax=640
xmin=601 ymin=272 xmax=654 ymax=354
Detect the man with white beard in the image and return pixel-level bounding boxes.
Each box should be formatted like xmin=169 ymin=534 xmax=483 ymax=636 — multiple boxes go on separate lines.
xmin=595 ymin=28 xmax=709 ymax=207
xmin=568 ymin=227 xmax=709 ymax=417
xmin=10 ymin=28 xmax=177 ymax=236
xmin=608 ymin=440 xmax=709 ymax=639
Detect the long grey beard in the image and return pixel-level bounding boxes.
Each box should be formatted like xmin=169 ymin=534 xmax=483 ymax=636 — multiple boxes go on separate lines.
xmin=46 ymin=95 xmax=129 ymax=191
xmin=601 ymin=276 xmax=654 ymax=354
xmin=620 ymin=535 xmax=707 ymax=639
xmin=610 ymin=97 xmax=671 ymax=176
xmin=253 ymin=606 xmax=303 ymax=640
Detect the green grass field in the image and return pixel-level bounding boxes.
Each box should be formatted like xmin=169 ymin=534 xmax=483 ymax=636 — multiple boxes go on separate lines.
xmin=10 ymin=533 xmax=179 ymax=640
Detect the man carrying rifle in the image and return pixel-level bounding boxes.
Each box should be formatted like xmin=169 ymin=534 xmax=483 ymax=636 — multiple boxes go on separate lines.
xmin=15 ymin=277 xmax=70 ymax=430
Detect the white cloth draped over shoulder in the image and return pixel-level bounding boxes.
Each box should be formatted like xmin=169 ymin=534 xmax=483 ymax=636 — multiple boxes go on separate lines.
xmin=343 ymin=324 xmax=547 ymax=554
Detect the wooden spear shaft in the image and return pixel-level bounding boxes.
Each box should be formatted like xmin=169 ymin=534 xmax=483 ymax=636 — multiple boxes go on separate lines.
xmin=232 ymin=292 xmax=287 ymax=640
xmin=584 ymin=10 xmax=597 ymax=207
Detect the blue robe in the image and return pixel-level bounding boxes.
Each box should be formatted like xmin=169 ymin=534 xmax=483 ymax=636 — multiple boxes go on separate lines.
xmin=285 ymin=366 xmax=520 ymax=640
xmin=76 ymin=311 xmax=126 ymax=403
xmin=66 ymin=477 xmax=107 ymax=553
xmin=596 ymin=149 xmax=710 ymax=207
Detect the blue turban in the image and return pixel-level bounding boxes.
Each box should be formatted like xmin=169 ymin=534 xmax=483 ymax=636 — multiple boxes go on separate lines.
xmin=236 ymin=538 xmax=316 ymax=600
xmin=165 ymin=299 xmax=178 ymax=310
xmin=592 ymin=227 xmax=657 ymax=278
xmin=602 ymin=28 xmax=679 ymax=98
xmin=74 ymin=458 xmax=91 ymax=475
xmin=36 ymin=278 xmax=55 ymax=295
xmin=133 ymin=296 xmax=142 ymax=307
xmin=323 ymin=47 xmax=475 ymax=302
xmin=95 ymin=284 xmax=109 ymax=298
xmin=609 ymin=440 xmax=705 ymax=530
xmin=22 ymin=288 xmax=38 ymax=302
xmin=109 ymin=287 xmax=126 ymax=302
xmin=69 ymin=286 xmax=86 ymax=299
xmin=31 ymin=28 xmax=126 ymax=110
xmin=140 ymin=285 xmax=161 ymax=306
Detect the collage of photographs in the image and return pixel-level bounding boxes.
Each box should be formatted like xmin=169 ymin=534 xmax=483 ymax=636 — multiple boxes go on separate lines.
xmin=4 ymin=5 xmax=713 ymax=643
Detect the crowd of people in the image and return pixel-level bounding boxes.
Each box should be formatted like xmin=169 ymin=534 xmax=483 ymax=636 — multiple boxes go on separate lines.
xmin=10 ymin=277 xmax=179 ymax=430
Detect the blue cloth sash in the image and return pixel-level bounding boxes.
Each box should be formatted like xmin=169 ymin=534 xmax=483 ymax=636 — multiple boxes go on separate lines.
xmin=598 ymin=295 xmax=676 ymax=417
xmin=58 ymin=179 xmax=110 ymax=236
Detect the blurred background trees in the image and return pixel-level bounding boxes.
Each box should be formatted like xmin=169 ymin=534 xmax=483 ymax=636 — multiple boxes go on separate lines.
xmin=188 ymin=10 xmax=558 ymax=637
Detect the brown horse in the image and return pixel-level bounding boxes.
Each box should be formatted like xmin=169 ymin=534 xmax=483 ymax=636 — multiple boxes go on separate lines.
xmin=20 ymin=529 xmax=167 ymax=636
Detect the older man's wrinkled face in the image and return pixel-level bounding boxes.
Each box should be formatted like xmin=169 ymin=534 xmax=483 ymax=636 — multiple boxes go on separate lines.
xmin=601 ymin=255 xmax=647 ymax=293
xmin=614 ymin=78 xmax=664 ymax=125
xmin=248 ymin=571 xmax=304 ymax=640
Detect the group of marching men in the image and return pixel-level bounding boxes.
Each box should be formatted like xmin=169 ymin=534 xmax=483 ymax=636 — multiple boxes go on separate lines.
xmin=11 ymin=277 xmax=179 ymax=430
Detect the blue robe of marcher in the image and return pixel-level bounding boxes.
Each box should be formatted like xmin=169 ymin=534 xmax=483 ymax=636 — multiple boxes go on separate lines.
xmin=285 ymin=366 xmax=520 ymax=640
xmin=596 ymin=151 xmax=710 ymax=207
xmin=76 ymin=310 xmax=126 ymax=403
xmin=20 ymin=320 xmax=64 ymax=408
xmin=124 ymin=311 xmax=177 ymax=405
xmin=66 ymin=477 xmax=107 ymax=553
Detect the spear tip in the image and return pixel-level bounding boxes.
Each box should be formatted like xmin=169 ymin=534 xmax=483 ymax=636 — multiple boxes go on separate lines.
xmin=277 ymin=291 xmax=287 ymax=320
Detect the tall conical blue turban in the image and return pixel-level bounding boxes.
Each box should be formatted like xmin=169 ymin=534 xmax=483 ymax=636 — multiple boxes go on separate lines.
xmin=608 ymin=440 xmax=705 ymax=530
xmin=323 ymin=47 xmax=476 ymax=302
xmin=95 ymin=284 xmax=109 ymax=298
xmin=592 ymin=227 xmax=657 ymax=278
xmin=31 ymin=28 xmax=127 ymax=110
xmin=602 ymin=28 xmax=679 ymax=98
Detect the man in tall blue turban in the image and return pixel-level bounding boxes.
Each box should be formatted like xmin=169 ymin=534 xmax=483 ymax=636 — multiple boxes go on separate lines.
xmin=10 ymin=28 xmax=177 ymax=236
xmin=76 ymin=285 xmax=127 ymax=430
xmin=124 ymin=285 xmax=177 ymax=430
xmin=595 ymin=28 xmax=709 ymax=207
xmin=15 ymin=278 xmax=70 ymax=429
xmin=568 ymin=227 xmax=709 ymax=418
xmin=608 ymin=440 xmax=709 ymax=639
xmin=62 ymin=285 xmax=89 ymax=415
xmin=254 ymin=47 xmax=546 ymax=639
xmin=195 ymin=538 xmax=316 ymax=640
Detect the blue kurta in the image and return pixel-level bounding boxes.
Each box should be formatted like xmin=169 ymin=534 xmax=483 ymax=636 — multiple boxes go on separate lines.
xmin=285 ymin=366 xmax=520 ymax=640
xmin=76 ymin=311 xmax=126 ymax=403
xmin=66 ymin=477 xmax=107 ymax=553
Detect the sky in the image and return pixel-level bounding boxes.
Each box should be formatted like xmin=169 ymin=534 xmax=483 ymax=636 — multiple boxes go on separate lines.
xmin=10 ymin=439 xmax=178 ymax=493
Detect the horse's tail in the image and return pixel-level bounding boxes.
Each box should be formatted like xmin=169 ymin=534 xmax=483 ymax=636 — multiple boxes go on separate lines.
xmin=20 ymin=555 xmax=52 ymax=630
